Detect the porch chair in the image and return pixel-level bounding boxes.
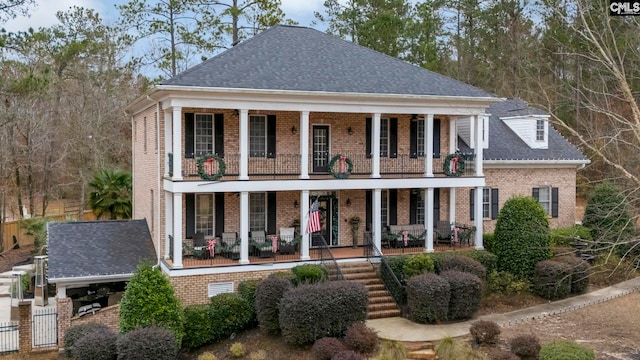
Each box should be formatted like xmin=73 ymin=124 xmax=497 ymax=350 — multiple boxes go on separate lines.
xmin=220 ymin=232 xmax=240 ymax=260
xmin=279 ymin=227 xmax=296 ymax=254
xmin=387 ymin=225 xmax=405 ymax=248
xmin=250 ymin=230 xmax=274 ymax=258
xmin=434 ymin=221 xmax=454 ymax=247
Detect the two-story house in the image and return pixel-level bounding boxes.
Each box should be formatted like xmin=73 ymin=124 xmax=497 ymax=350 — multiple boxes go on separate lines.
xmin=125 ymin=25 xmax=588 ymax=306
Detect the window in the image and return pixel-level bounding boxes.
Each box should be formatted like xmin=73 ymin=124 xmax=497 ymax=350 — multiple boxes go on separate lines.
xmin=195 ymin=114 xmax=213 ymax=156
xmin=381 ymin=190 xmax=389 ymax=227
xmin=416 ymin=190 xmax=425 ymax=225
xmin=482 ymin=188 xmax=491 ymax=219
xmin=196 ymin=194 xmax=214 ymax=236
xmin=536 ymin=119 xmax=545 ymax=141
xmin=249 ymin=192 xmax=266 ymax=232
xmin=536 ymin=186 xmax=551 ymax=214
xmin=470 ymin=188 xmax=498 ymax=220
xmin=416 ymin=120 xmax=425 ymax=157
xmin=380 ymin=118 xmax=389 ymax=157
xmin=249 ymin=115 xmax=266 ymax=157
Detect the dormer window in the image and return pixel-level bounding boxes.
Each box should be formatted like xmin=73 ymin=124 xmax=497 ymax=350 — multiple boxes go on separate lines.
xmin=536 ymin=119 xmax=545 ymax=141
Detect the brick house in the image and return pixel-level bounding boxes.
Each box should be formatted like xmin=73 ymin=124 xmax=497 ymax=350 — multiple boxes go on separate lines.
xmin=125 ymin=25 xmax=588 ymax=305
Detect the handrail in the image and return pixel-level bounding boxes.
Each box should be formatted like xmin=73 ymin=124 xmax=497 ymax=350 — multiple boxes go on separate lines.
xmin=314 ymin=234 xmax=344 ymax=281
xmin=364 ymin=232 xmax=407 ymax=309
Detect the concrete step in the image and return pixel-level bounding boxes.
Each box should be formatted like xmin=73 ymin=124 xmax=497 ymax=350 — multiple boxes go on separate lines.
xmin=406 ymin=349 xmax=436 ymax=360
xmin=12 ymin=264 xmax=34 ymax=274
xmin=368 ymin=295 xmax=395 ymax=304
xmin=0 ymin=285 xmax=10 ymax=298
xmin=368 ymin=309 xmax=401 ymax=319
xmin=368 ymin=302 xmax=399 ymax=312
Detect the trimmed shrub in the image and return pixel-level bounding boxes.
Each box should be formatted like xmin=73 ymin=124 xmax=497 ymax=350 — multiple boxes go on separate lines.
xmin=331 ymin=350 xmax=364 ymax=360
xmin=229 ymin=342 xmax=245 ymax=358
xmin=279 ymin=281 xmax=368 ymax=345
xmin=238 ymin=279 xmax=261 ymax=326
xmin=116 ymin=326 xmax=178 ymax=360
xmin=255 ymin=275 xmax=292 ymax=334
xmin=509 ymin=334 xmax=540 ymax=360
xmin=406 ymin=273 xmax=450 ymax=324
xmin=493 ymin=196 xmax=552 ymax=279
xmin=312 ymin=337 xmax=347 ymax=360
xmin=182 ymin=305 xmax=211 ymax=350
xmin=292 ymin=264 xmax=328 ymax=285
xmin=343 ymin=322 xmax=379 ymax=354
xmin=441 ymin=270 xmax=482 ymax=320
xmin=487 ymin=270 xmax=530 ymax=295
xmin=402 ymin=254 xmax=435 ymax=278
xmin=532 ymin=260 xmax=572 ymax=300
xmin=540 ymin=340 xmax=595 ymax=360
xmin=458 ymin=250 xmax=498 ymax=275
xmin=64 ymin=323 xmax=111 ymax=358
xmin=439 ymin=255 xmax=486 ymax=280
xmin=209 ymin=293 xmax=252 ymax=342
xmin=483 ymin=233 xmax=495 ymax=253
xmin=556 ymin=256 xmax=590 ymax=295
xmin=550 ymin=225 xmax=592 ymax=247
xmin=197 ymin=352 xmax=218 ymax=360
xmin=119 ymin=262 xmax=184 ymax=346
xmin=469 ymin=320 xmax=501 ymax=345
xmin=385 ymin=255 xmax=408 ymax=282
xmin=72 ymin=328 xmax=117 ymax=360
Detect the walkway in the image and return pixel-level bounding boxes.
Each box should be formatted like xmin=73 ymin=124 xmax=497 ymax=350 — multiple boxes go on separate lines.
xmin=367 ymin=276 xmax=640 ymax=342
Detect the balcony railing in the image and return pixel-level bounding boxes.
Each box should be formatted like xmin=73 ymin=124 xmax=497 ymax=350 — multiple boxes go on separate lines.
xmin=174 ymin=152 xmax=476 ymax=180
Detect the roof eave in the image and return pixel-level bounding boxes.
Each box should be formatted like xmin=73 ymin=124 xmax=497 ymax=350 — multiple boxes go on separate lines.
xmin=484 ymin=159 xmax=591 ymax=168
xmin=48 ymin=273 xmax=134 ymax=285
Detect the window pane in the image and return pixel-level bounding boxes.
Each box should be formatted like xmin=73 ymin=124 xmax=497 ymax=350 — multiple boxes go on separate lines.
xmin=250 ymin=115 xmax=266 ymax=157
xmin=417 ymin=120 xmax=425 ymax=157
xmin=381 ymin=190 xmax=388 ymax=227
xmin=416 ymin=191 xmax=425 ymax=225
xmin=249 ymin=193 xmax=266 ymax=232
xmin=536 ymin=120 xmax=545 ymax=141
xmin=482 ymin=188 xmax=490 ymax=218
xmin=196 ymin=194 xmax=214 ymax=236
xmin=538 ymin=187 xmax=551 ymax=214
xmin=195 ymin=114 xmax=213 ymax=156
xmin=380 ymin=119 xmax=388 ymax=157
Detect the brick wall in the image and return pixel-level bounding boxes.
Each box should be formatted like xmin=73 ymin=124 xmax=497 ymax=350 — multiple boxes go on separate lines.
xmin=70 ymin=305 xmax=120 ymax=335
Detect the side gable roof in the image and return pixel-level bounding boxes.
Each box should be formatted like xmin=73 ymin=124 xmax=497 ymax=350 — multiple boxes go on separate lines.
xmin=47 ymin=219 xmax=155 ymax=281
xmin=161 ymin=25 xmax=494 ymax=98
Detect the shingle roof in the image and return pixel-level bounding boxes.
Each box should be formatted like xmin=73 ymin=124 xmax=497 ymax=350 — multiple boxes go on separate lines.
xmin=47 ymin=220 xmax=155 ymax=281
xmin=161 ymin=25 xmax=494 ymax=98
xmin=481 ymin=99 xmax=588 ymax=161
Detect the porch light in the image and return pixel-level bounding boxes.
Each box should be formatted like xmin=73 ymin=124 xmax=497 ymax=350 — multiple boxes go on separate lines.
xmin=347 ymin=126 xmax=353 ymax=135
xmin=346 ymin=198 xmax=351 ymax=207
xmin=294 ymin=200 xmax=299 ymax=208
xmin=291 ymin=126 xmax=297 ymax=135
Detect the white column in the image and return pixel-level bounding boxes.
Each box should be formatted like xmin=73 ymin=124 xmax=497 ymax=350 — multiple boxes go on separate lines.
xmin=239 ymin=191 xmax=250 ymax=264
xmin=239 ymin=109 xmax=249 ymax=180
xmin=300 ymin=111 xmax=310 ymax=179
xmin=371 ymin=113 xmax=381 ymax=178
xmin=164 ymin=109 xmax=173 ymax=177
xmin=172 ymin=192 xmax=183 ymax=268
xmin=449 ymin=117 xmax=457 ymax=153
xmin=300 ymin=190 xmax=310 ymax=260
xmin=474 ymin=114 xmax=484 ymax=176
xmin=425 ymin=114 xmax=434 ymax=177
xmin=164 ymin=191 xmax=173 ymax=259
xmin=425 ymin=188 xmax=434 ymax=252
xmin=372 ymin=189 xmax=382 ymax=249
xmin=449 ymin=188 xmax=456 ymax=226
xmin=56 ymin=286 xmax=67 ymax=299
xmin=172 ymin=107 xmax=182 ymax=180
xmin=474 ymin=186 xmax=484 ymax=249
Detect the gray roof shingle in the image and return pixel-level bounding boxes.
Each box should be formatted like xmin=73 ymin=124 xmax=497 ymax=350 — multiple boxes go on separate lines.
xmin=161 ymin=25 xmax=494 ymax=98
xmin=47 ymin=220 xmax=156 ymax=281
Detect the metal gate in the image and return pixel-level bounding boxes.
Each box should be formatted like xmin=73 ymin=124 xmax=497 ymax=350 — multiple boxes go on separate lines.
xmin=32 ymin=308 xmax=57 ymax=348
xmin=0 ymin=321 xmax=19 ymax=353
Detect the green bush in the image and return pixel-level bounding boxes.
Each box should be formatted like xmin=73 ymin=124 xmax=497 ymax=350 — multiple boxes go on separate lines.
xmin=119 ymin=262 xmax=184 ymax=347
xmin=539 ymin=340 xmax=595 ymax=360
xmin=550 ymin=225 xmax=592 ymax=246
xmin=255 ymin=275 xmax=292 ymax=334
xmin=116 ymin=326 xmax=178 ymax=360
xmin=182 ymin=305 xmax=211 ymax=350
xmin=72 ymin=327 xmax=117 ymax=360
xmin=487 ymin=270 xmax=530 ymax=295
xmin=292 ymin=264 xmax=328 ymax=285
xmin=384 ymin=255 xmax=408 ymax=282
xmin=469 ymin=320 xmax=501 ymax=346
xmin=438 ymin=255 xmax=486 ymax=280
xmin=229 ymin=342 xmax=245 ymax=358
xmin=278 ymin=281 xmax=368 ymax=345
xmin=509 ymin=334 xmax=540 ymax=360
xmin=64 ymin=323 xmax=111 ymax=358
xmin=556 ymin=256 xmax=590 ymax=295
xmin=406 ymin=273 xmax=450 ymax=324
xmin=402 ymin=254 xmax=435 ymax=278
xmin=483 ymin=233 xmax=495 ymax=253
xmin=493 ymin=196 xmax=552 ymax=279
xmin=583 ymin=183 xmax=634 ymax=253
xmin=457 ymin=250 xmax=498 ymax=275
xmin=440 ymin=270 xmax=482 ymax=320
xmin=238 ymin=279 xmax=261 ymax=326
xmin=343 ymin=322 xmax=379 ymax=354
xmin=209 ymin=293 xmax=252 ymax=342
xmin=312 ymin=337 xmax=347 ymax=360
xmin=532 ymin=260 xmax=572 ymax=300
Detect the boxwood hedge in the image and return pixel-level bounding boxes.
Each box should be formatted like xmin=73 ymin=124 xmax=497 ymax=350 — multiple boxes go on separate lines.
xmin=406 ymin=273 xmax=450 ymax=324
xmin=441 ymin=270 xmax=482 ymax=320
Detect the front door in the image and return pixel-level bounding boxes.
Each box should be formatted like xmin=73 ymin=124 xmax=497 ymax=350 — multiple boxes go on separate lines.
xmin=311 ymin=196 xmax=333 ymax=246
xmin=313 ymin=125 xmax=330 ymax=173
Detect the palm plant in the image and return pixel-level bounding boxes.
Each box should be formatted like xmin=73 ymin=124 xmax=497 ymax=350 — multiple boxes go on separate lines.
xmin=87 ymin=169 xmax=132 ymax=219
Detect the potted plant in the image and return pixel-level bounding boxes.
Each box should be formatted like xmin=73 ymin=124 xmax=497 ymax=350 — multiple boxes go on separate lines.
xmin=349 ymin=216 xmax=361 ymax=248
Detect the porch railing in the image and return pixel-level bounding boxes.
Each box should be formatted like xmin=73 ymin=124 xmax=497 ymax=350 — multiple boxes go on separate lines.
xmin=364 ymin=232 xmax=407 ymax=314
xmin=314 ymin=234 xmax=344 ymax=281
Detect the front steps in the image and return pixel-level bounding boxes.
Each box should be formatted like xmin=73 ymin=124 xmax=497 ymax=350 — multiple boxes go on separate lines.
xmin=339 ymin=262 xmax=401 ymax=319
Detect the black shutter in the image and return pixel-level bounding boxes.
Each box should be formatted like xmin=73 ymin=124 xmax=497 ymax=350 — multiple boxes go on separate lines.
xmin=390 ymin=118 xmax=398 ymax=158
xmin=389 ymin=189 xmax=397 ymax=225
xmin=365 ymin=117 xmax=372 ymax=158
xmin=410 ymin=120 xmax=417 ymax=158
xmin=365 ymin=190 xmax=372 ymax=231
xmin=470 ymin=188 xmax=475 ymax=221
xmin=185 ymin=193 xmax=195 ymax=238
xmin=433 ymin=188 xmax=440 ymax=224
xmin=491 ymin=188 xmax=499 ymax=220
xmin=433 ymin=118 xmax=441 ymax=158
xmin=551 ymin=187 xmax=559 ymax=218
xmin=409 ymin=190 xmax=417 ymax=224
xmin=267 ymin=115 xmax=276 ymax=158
xmin=184 ymin=113 xmax=194 ymax=158
xmin=532 ymin=188 xmax=540 ymax=200
xmin=214 ymin=113 xmax=224 ymax=157
xmin=267 ymin=192 xmax=277 ymax=233
xmin=215 ymin=193 xmax=225 ymax=235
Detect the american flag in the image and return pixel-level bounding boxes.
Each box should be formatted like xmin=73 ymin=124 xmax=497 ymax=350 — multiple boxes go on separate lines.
xmin=306 ymin=199 xmax=322 ymax=234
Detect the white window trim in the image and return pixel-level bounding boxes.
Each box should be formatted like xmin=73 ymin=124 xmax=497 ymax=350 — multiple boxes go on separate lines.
xmin=195 ymin=194 xmax=215 ymax=236
xmin=249 ymin=192 xmax=267 ymax=232
xmin=482 ymin=188 xmax=491 ymax=219
xmin=194 ymin=113 xmax=214 ymax=156
xmin=249 ymin=114 xmax=267 ymax=158
xmin=535 ymin=119 xmax=547 ymax=142
xmin=536 ymin=186 xmax=552 ymax=215
xmin=380 ymin=118 xmax=390 ymax=158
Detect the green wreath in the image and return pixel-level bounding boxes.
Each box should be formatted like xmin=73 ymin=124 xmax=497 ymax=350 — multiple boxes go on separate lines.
xmin=443 ymin=153 xmax=466 ymax=177
xmin=328 ymin=154 xmax=353 ymax=179
xmin=197 ymin=154 xmax=226 ymax=181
